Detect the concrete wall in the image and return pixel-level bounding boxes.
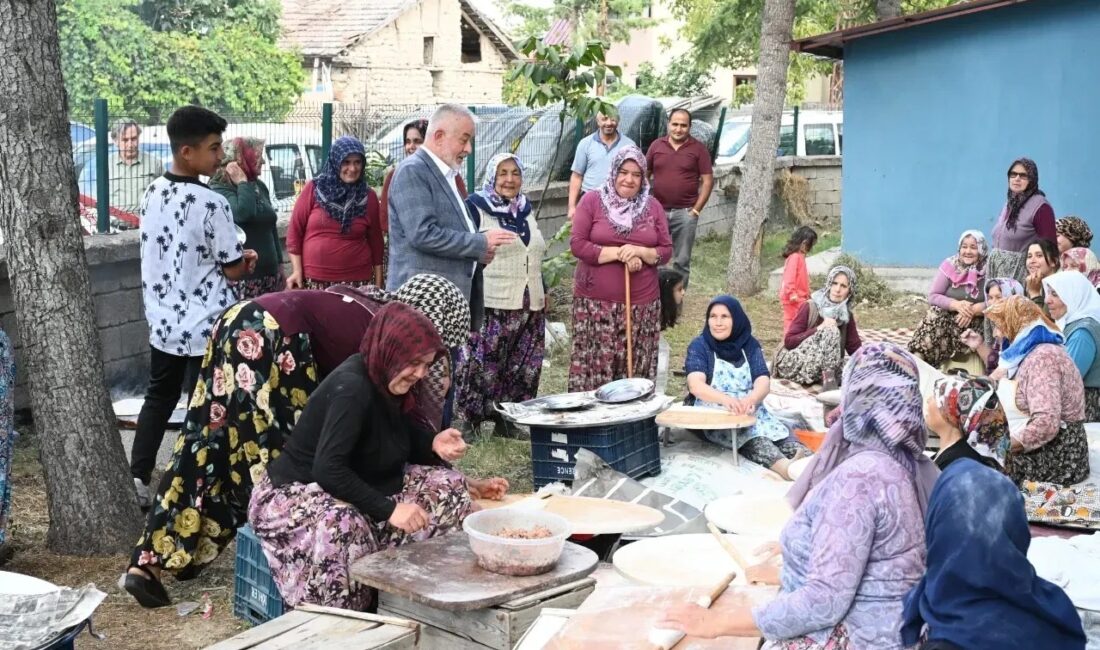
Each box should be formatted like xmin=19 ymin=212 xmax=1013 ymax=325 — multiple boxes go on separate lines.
xmin=333 ymin=0 xmax=509 ymax=105
xmin=843 ymin=0 xmax=1100 ymax=266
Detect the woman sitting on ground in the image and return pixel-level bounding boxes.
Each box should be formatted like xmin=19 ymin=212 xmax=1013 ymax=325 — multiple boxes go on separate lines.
xmin=686 ymin=296 xmax=811 ymax=479
xmin=984 ymin=296 xmax=1089 ymax=485
xmin=122 ymin=275 xmax=476 ymax=608
xmin=1044 ymin=270 xmax=1100 ymax=421
xmin=908 ymin=230 xmax=988 ymax=368
xmin=249 ymin=303 xmax=507 ymax=611
xmin=901 ymin=459 xmax=1085 ymax=650
xmin=926 ymin=374 xmax=1003 ymax=472
xmin=961 ymin=277 xmax=1025 ymax=375
xmin=774 ymin=265 xmax=862 ymax=387
xmin=1023 ymin=238 xmax=1059 ymax=309
xmin=662 ymin=343 xmax=934 ymax=648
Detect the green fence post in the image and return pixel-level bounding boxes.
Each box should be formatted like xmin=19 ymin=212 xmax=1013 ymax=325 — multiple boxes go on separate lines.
xmin=93 ymin=99 xmax=110 ymax=234
xmin=466 ymin=106 xmax=477 ymax=189
xmin=321 ymin=103 xmax=333 ymax=162
xmin=573 ymin=117 xmax=584 ymax=150
xmin=791 ymin=105 xmax=800 ymax=157
xmin=710 ymin=107 xmax=727 ymax=162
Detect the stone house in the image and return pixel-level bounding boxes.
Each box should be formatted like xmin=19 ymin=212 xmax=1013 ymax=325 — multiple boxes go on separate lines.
xmin=280 ymin=0 xmax=520 ymax=105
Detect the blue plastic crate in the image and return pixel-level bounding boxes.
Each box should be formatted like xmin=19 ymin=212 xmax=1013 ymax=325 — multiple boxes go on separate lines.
xmin=233 ymin=525 xmax=285 ymax=625
xmin=530 ymin=417 xmax=661 ymax=488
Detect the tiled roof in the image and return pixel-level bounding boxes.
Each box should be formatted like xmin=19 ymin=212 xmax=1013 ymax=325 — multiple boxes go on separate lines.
xmin=280 ymin=0 xmax=519 ymax=60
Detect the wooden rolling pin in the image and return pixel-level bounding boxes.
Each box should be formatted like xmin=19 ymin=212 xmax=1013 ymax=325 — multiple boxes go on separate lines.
xmin=648 ymin=570 xmax=737 ymax=650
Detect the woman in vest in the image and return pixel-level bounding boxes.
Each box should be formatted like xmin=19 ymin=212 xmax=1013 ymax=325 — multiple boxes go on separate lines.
xmin=1044 ymin=271 xmax=1100 ymax=421
xmin=987 ymin=158 xmax=1056 ymax=287
xmin=774 ymin=265 xmax=862 ymax=387
xmin=454 ymin=153 xmax=547 ymax=435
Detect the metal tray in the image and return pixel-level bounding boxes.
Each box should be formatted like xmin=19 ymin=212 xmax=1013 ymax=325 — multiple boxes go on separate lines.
xmin=594 ymin=378 xmax=655 ymax=404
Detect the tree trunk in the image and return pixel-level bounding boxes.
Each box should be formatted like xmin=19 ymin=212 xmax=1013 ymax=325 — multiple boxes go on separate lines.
xmin=726 ymin=0 xmax=795 ymax=296
xmin=0 ymin=0 xmax=142 ymax=553
xmin=875 ymin=0 xmax=903 ymax=20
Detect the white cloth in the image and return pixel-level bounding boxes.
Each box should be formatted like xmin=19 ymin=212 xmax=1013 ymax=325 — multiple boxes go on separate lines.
xmin=1029 ymin=534 xmax=1100 ymax=611
xmin=995 ymin=379 xmax=1030 ymax=441
xmin=139 ymin=175 xmax=241 ymax=356
xmin=1045 ymin=271 xmax=1100 ymax=330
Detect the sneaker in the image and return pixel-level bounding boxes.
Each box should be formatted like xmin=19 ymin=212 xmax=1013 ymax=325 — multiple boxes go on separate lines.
xmin=133 ymin=478 xmax=152 ymax=510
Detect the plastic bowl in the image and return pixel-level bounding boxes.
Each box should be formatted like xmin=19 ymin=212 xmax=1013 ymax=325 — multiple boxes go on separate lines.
xmin=463 ymin=509 xmax=570 ymax=576
xmin=794 ymin=429 xmax=826 ymax=452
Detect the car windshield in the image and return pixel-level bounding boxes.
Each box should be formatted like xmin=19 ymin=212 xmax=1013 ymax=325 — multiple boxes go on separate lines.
xmin=717 ymin=123 xmax=751 ymax=158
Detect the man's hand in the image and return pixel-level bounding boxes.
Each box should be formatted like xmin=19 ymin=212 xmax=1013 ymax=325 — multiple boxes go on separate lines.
xmin=485 ymin=229 xmax=517 ymax=252
xmin=432 ymin=428 xmax=468 ymax=461
xmin=480 ymin=248 xmax=496 ymax=265
xmin=567 ymin=205 xmax=577 ymax=221
xmin=242 ymin=249 xmax=258 ymax=274
xmin=285 ymin=272 xmax=303 ymax=290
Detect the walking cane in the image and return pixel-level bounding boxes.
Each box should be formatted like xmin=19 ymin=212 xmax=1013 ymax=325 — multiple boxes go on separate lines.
xmin=624 ymin=264 xmax=633 ymax=378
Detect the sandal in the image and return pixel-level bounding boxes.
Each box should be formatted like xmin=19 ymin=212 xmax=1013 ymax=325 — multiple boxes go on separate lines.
xmin=121 ymin=565 xmax=171 ymax=609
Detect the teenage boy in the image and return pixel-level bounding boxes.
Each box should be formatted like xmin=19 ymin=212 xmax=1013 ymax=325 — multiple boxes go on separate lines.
xmin=131 ymin=106 xmax=257 ymax=507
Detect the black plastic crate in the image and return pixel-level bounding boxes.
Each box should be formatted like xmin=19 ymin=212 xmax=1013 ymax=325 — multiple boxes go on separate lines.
xmin=233 ymin=524 xmax=285 ymax=625
xmin=530 ymin=417 xmax=661 ymax=488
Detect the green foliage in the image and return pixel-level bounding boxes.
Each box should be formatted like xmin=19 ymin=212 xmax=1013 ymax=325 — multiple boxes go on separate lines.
xmin=499 ymin=0 xmax=655 ymax=46
xmin=541 ymin=221 xmax=576 ymax=289
xmin=733 ymin=82 xmax=755 ymax=107
xmin=364 ymin=151 xmax=390 ymax=190
xmin=633 ymin=54 xmax=714 ymax=98
xmin=132 ymin=0 xmax=281 ymax=36
xmin=811 ymin=253 xmax=896 ymax=307
xmin=58 ymin=0 xmax=304 ymax=121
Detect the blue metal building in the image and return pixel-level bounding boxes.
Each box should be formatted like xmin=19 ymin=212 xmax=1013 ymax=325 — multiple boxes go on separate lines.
xmin=795 ymin=0 xmax=1100 ymax=267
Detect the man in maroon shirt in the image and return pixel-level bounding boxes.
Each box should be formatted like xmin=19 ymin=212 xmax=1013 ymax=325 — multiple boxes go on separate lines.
xmin=646 ymin=108 xmax=714 ymax=286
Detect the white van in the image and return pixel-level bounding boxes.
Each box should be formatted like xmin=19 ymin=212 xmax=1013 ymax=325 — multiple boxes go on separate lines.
xmin=715 ymin=110 xmax=842 ymax=165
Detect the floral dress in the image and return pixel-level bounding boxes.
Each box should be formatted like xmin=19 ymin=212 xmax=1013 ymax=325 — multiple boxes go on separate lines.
xmin=130 ymin=300 xmax=319 ymax=577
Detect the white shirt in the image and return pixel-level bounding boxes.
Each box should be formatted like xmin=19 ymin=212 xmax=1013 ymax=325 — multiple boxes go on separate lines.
xmin=139 ymin=174 xmax=242 ymax=356
xmin=422 ymin=145 xmax=476 ymax=234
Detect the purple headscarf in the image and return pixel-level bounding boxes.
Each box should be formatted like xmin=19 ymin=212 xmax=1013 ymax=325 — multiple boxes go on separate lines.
xmin=598 ymin=145 xmax=651 ymax=235
xmin=788 ymin=342 xmax=940 ymax=517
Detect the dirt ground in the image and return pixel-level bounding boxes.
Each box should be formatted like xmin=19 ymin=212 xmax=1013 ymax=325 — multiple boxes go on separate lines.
xmin=4 ymin=229 xmax=927 ymax=649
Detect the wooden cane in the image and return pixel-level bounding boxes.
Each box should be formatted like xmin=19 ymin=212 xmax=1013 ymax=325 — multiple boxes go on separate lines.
xmin=624 ymin=264 xmax=634 ymax=378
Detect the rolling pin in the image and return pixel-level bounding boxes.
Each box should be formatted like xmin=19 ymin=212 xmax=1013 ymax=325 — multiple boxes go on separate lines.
xmin=647 ymin=571 xmax=737 ymax=650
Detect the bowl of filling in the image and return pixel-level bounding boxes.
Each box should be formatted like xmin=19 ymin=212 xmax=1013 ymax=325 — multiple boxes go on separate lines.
xmin=463 ymin=508 xmax=571 ymax=576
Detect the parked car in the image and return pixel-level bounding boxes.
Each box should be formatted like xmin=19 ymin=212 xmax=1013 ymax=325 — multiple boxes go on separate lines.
xmin=715 ymin=110 xmax=843 ymax=165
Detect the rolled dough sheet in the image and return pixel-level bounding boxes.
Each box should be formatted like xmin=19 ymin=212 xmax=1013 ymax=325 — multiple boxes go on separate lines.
xmin=787 ymin=456 xmax=814 ymax=481
xmin=612 ymin=533 xmax=770 ymax=587
xmin=705 ymin=494 xmax=793 ymax=539
xmin=473 ymin=494 xmax=665 ymax=535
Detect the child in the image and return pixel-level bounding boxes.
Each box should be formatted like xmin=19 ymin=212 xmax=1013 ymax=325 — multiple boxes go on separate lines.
xmin=779 ymin=226 xmax=818 ymax=334
xmin=658 ymin=267 xmax=687 ymax=331
xmin=131 ymin=106 xmax=257 ymax=507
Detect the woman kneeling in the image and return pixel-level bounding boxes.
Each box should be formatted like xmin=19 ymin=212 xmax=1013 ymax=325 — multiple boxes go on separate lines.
xmin=249 ymin=303 xmax=495 ymax=610
xmin=686 ymin=296 xmax=809 ymax=479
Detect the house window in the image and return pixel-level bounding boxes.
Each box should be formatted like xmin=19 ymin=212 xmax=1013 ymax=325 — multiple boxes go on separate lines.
xmin=461 ymin=17 xmax=482 ymax=63
xmin=804 ymin=123 xmax=836 ymax=156
xmin=423 ymin=36 xmax=435 ymax=66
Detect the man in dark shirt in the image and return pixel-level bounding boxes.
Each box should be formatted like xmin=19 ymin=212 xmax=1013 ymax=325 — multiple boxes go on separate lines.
xmin=646 ymin=108 xmax=714 ymax=286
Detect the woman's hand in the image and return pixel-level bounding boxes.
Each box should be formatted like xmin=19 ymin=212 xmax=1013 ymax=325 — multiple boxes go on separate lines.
xmin=745 ymin=561 xmax=782 ymax=586
xmin=285 ymin=271 xmax=304 ymax=290
xmin=617 ymin=244 xmax=640 ymax=263
xmin=1026 ymin=272 xmax=1045 ymax=298
xmin=432 ymin=428 xmax=468 ymax=461
xmin=659 ymin=604 xmax=725 ymax=639
xmin=990 ymin=366 xmax=1008 ymax=381
xmin=388 ymin=502 xmax=429 ymax=533
xmin=226 ymin=161 xmax=248 ymax=185
xmin=970 ymin=301 xmax=987 ymax=317
xmin=954 ymin=310 xmax=973 ymax=328
xmin=468 ymin=477 xmax=509 ymax=501
xmin=625 ymin=257 xmax=642 ymax=273
xmin=960 ymin=329 xmax=983 ymax=351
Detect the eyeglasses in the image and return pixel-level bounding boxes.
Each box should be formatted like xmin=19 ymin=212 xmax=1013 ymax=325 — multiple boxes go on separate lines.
xmin=1008 ymin=171 xmax=1030 ymax=180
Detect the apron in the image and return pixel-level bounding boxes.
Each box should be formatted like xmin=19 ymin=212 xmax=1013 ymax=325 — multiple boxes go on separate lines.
xmin=695 ymin=353 xmax=791 ymax=448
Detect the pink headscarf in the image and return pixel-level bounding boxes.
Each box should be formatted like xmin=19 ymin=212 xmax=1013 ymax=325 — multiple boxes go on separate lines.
xmin=597 ymin=145 xmax=652 ymax=235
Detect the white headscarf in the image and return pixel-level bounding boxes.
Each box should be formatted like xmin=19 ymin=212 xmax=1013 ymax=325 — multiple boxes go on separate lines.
xmin=1043 ymin=270 xmax=1100 ymax=330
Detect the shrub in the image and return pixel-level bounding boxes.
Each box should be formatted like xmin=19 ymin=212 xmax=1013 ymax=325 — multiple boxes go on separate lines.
xmin=811 ymin=253 xmax=895 ymax=307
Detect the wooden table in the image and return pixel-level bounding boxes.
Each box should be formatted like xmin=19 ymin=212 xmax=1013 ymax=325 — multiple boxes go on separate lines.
xmin=655 ymin=405 xmax=757 ymax=464
xmin=204 ymin=609 xmax=417 ymax=650
xmin=349 ymin=532 xmax=599 ymax=612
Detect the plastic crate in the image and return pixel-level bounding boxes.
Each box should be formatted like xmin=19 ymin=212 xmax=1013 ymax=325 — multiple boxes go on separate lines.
xmin=530 ymin=417 xmax=661 ymax=488
xmin=233 ymin=525 xmax=285 ymax=625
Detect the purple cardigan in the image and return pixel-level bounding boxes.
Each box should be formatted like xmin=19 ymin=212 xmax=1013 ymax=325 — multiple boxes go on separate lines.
xmin=752 ymin=452 xmax=926 ymax=648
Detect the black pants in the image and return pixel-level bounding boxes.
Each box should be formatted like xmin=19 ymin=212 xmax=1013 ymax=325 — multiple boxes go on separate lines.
xmin=130 ymin=346 xmax=201 ymax=483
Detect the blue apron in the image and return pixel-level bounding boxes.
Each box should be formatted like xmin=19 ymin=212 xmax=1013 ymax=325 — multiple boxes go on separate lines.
xmin=695 ymin=353 xmax=790 ymax=449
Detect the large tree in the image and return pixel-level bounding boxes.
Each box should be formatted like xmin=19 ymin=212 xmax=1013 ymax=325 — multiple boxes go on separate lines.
xmin=726 ymin=0 xmax=796 ymax=296
xmin=0 ymin=0 xmax=143 ymax=552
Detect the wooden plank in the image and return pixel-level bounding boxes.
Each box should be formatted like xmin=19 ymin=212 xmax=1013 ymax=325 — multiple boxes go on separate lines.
xmin=350 ymin=532 xmax=598 ymax=611
xmin=206 ymin=612 xmax=416 ymax=650
xmin=497 ymin=578 xmax=595 ymax=610
xmin=255 ymin=616 xmax=373 ymax=650
xmin=204 ymin=611 xmax=319 ymax=650
xmin=655 ymin=406 xmax=756 ymax=430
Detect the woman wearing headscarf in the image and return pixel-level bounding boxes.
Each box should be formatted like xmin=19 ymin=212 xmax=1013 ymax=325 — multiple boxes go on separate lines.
xmin=122 ymin=274 xmax=476 ymax=608
xmin=685 ymin=296 xmax=810 ymax=479
xmin=984 ymin=296 xmax=1089 ymax=485
xmin=961 ymin=277 xmax=1026 ymax=374
xmin=988 ymin=157 xmax=1056 ymax=286
xmin=926 ymin=374 xmax=1004 ymax=471
xmin=774 ymin=265 xmax=862 ymax=387
xmin=286 ymin=136 xmax=383 ymax=290
xmin=908 ymin=230 xmax=988 ymax=368
xmin=661 ymin=343 xmax=934 ymax=648
xmin=210 ymin=137 xmax=282 ymax=299
xmin=1060 ymin=247 xmax=1100 ymax=289
xmin=901 ymin=459 xmax=1086 ymax=650
xmin=249 ymin=303 xmax=501 ymax=610
xmin=1044 ymin=270 xmax=1100 ymax=421
xmin=568 ymin=146 xmax=673 ymax=391
xmin=1056 ymin=215 xmax=1093 ymax=255
xmin=454 ymin=153 xmax=546 ymax=435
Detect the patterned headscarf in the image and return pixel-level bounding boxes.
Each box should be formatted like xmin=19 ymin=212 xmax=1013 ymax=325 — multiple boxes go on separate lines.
xmin=984 ymin=277 xmax=1026 ymax=301
xmin=468 ymin=153 xmax=531 ymax=245
xmin=985 ymin=295 xmax=1063 ymax=378
xmin=939 ymin=230 xmax=987 ymax=299
xmin=933 ymin=374 xmax=996 ymax=438
xmin=1059 ymin=248 xmax=1100 ymax=287
xmin=359 ymin=302 xmax=446 ymax=416
xmin=1004 ymin=158 xmax=1044 ymax=231
xmin=313 ymin=136 xmax=370 ymax=233
xmin=788 ymin=342 xmax=940 ymax=516
xmin=212 ymin=137 xmax=264 ymax=184
xmin=394 ymin=274 xmax=471 ymax=348
xmin=598 ymin=145 xmax=651 ymax=235
xmin=1056 ymin=216 xmax=1093 ymax=249
xmin=810 ymin=265 xmax=857 ymax=325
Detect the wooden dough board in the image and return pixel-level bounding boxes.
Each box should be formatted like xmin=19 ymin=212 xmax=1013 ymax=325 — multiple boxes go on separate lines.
xmin=655 ymin=406 xmax=757 ymax=430
xmin=349 ymin=531 xmax=598 ymax=612
xmin=472 ymin=494 xmax=664 ymax=535
xmin=611 ymin=533 xmax=770 ymax=587
xmin=544 ymin=584 xmax=775 ymax=649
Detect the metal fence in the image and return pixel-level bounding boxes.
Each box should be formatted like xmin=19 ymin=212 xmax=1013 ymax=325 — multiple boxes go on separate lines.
xmin=71 ymin=99 xmax=730 ymax=234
